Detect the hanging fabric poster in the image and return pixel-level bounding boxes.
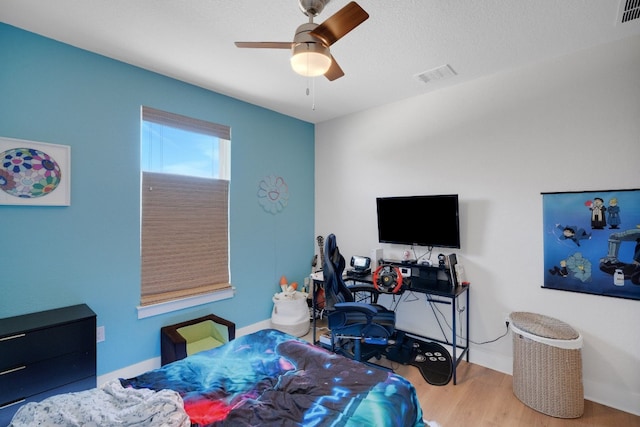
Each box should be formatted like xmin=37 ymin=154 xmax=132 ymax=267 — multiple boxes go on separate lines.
xmin=542 ymin=189 xmax=640 ymax=300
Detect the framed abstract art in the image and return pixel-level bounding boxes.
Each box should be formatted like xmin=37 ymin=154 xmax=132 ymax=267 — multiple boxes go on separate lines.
xmin=542 ymin=189 xmax=640 ymax=300
xmin=0 ymin=137 xmax=71 ymax=206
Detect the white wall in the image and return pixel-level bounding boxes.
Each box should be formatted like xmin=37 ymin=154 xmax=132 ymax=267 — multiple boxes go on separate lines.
xmin=315 ymin=35 xmax=640 ymax=415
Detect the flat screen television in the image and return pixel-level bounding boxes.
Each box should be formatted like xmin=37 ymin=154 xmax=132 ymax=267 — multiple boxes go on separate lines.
xmin=376 ymin=194 xmax=461 ymax=248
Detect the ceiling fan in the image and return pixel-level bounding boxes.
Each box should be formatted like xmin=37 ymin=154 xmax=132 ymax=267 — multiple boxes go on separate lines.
xmin=235 ymin=0 xmax=369 ymax=81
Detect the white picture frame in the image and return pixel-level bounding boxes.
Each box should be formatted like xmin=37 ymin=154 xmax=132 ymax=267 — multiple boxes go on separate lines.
xmin=0 ymin=136 xmax=71 ymax=206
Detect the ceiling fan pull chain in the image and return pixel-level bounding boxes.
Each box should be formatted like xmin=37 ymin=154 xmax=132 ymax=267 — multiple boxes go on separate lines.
xmin=312 ymin=77 xmax=316 ymax=110
xmin=305 ymin=74 xmax=316 ymax=111
xmin=304 ymin=56 xmax=316 ymax=111
xmin=306 ymin=51 xmax=311 ymax=97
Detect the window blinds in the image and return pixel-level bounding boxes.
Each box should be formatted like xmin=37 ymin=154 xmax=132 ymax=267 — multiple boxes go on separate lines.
xmin=142 ymin=106 xmax=230 ymax=140
xmin=141 ymin=172 xmax=230 ymax=305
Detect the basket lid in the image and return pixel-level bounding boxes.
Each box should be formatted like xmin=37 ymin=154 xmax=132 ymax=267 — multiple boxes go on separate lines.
xmin=510 ymin=312 xmax=579 ymax=340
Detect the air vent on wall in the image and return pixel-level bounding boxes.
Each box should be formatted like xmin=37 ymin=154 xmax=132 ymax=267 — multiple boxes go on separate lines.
xmin=414 ymin=64 xmax=457 ymax=85
xmin=617 ymin=0 xmax=640 ymax=24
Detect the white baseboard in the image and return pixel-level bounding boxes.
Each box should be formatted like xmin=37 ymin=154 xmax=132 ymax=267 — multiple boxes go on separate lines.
xmin=238 ymin=319 xmax=272 ymax=336
xmin=467 ymin=346 xmax=640 ymax=417
xmin=98 ymin=357 xmax=161 ymax=386
xmin=97 ymin=319 xmax=274 ymax=386
xmin=583 ymin=378 xmax=640 ymax=416
xmin=467 ymin=346 xmax=512 ymax=376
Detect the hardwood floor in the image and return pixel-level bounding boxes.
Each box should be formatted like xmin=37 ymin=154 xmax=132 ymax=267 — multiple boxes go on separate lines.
xmin=381 ymin=359 xmax=640 ymax=427
xmin=304 ymin=325 xmax=639 ymax=427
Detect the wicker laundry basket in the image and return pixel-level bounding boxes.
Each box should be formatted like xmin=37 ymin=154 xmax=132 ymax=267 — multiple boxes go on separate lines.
xmin=510 ymin=312 xmax=584 ymax=418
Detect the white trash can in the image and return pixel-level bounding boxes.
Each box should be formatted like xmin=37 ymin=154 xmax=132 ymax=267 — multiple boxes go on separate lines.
xmin=271 ymin=291 xmax=310 ymax=337
xmin=510 ymin=312 xmax=584 ymax=418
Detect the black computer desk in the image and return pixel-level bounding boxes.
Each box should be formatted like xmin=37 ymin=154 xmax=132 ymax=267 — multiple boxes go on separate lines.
xmin=311 ymin=272 xmax=470 ymax=385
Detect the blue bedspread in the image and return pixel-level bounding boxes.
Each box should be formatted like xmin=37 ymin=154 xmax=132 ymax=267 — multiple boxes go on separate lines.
xmin=121 ymin=329 xmax=424 ymax=426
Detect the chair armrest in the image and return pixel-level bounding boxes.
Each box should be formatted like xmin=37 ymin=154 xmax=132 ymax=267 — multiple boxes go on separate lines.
xmin=335 ymin=302 xmax=378 ymax=315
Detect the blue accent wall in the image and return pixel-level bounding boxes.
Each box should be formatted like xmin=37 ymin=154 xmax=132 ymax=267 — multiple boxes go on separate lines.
xmin=0 ymin=24 xmax=315 ymax=375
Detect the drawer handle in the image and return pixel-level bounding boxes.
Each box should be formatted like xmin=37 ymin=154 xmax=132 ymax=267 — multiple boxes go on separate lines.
xmin=0 ymin=398 xmax=26 ymax=410
xmin=0 ymin=333 xmax=26 ymax=342
xmin=0 ymin=365 xmax=26 ymax=376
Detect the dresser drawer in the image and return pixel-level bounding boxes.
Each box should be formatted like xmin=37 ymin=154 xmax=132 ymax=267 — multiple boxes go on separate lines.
xmin=0 ymin=375 xmax=95 ymax=427
xmin=0 ymin=350 xmax=95 ymax=406
xmin=0 ymin=317 xmax=95 ymax=370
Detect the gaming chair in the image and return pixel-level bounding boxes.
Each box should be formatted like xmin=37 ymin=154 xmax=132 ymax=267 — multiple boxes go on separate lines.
xmin=322 ymin=234 xmax=396 ymax=363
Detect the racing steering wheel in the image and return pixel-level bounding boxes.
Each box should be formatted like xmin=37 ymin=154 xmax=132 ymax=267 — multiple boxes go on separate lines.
xmin=372 ymin=264 xmax=403 ymax=294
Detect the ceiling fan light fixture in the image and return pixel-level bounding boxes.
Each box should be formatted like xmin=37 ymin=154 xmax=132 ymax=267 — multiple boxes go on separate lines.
xmin=290 ymin=42 xmax=331 ymax=77
xmin=235 ymin=1 xmax=368 ymax=81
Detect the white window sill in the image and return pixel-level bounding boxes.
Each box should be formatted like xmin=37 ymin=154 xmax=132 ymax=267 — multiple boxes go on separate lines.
xmin=136 ymin=287 xmax=235 ymax=319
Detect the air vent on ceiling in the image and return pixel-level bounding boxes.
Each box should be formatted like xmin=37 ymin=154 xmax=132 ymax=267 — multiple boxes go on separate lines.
xmin=414 ymin=64 xmax=457 ymax=85
xmin=617 ymin=0 xmax=640 ymax=24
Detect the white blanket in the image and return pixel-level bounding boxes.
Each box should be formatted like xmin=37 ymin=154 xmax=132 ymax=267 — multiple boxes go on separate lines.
xmin=9 ymin=380 xmax=189 ymax=427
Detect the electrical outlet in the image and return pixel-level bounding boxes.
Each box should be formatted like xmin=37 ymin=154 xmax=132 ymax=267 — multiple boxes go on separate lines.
xmin=96 ymin=326 xmax=105 ymax=343
xmin=503 ymin=312 xmax=511 ymax=328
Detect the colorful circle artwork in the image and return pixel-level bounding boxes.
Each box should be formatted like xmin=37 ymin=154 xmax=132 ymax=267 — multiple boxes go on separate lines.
xmin=0 ymin=147 xmax=62 ymax=198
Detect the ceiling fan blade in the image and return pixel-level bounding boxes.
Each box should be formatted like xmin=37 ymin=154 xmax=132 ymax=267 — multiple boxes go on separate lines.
xmin=235 ymin=42 xmax=292 ymax=49
xmin=311 ymin=1 xmax=369 ymax=46
xmin=324 ymin=56 xmax=344 ymax=81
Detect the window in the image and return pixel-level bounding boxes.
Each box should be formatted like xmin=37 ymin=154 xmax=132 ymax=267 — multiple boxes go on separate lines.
xmin=139 ymin=106 xmax=231 ymax=311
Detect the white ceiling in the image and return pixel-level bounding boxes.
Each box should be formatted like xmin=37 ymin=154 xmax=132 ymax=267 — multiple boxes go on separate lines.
xmin=2 ymin=0 xmax=640 ymax=123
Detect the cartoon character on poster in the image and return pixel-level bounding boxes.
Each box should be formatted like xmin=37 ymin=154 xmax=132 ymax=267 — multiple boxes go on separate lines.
xmin=565 ymin=252 xmax=591 ymax=282
xmin=599 ymin=225 xmax=640 ymax=285
xmin=607 ymin=198 xmax=621 ymax=229
xmin=548 ymin=260 xmax=569 ymax=277
xmin=555 ymin=224 xmax=591 ymax=247
xmin=586 ymin=197 xmax=606 ymax=229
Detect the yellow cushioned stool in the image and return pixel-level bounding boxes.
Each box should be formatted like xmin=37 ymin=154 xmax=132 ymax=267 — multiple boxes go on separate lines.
xmin=161 ymin=314 xmax=235 ymax=365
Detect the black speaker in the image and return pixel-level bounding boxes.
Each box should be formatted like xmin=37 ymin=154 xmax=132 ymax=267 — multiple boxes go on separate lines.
xmin=446 ymin=253 xmax=458 ymax=286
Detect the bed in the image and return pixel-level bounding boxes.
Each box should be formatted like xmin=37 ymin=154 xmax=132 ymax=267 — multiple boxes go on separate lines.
xmin=11 ymin=329 xmax=427 ymax=426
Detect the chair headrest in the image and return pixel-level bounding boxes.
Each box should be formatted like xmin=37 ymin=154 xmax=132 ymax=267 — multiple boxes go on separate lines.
xmin=323 ymin=234 xmax=343 ymax=270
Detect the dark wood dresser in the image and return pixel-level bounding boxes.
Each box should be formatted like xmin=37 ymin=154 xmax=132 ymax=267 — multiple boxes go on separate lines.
xmin=0 ymin=304 xmax=96 ymax=425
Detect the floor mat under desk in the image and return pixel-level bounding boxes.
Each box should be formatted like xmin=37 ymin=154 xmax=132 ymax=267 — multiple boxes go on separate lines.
xmin=386 ymin=334 xmax=453 ymax=386
xmin=408 ymin=340 xmax=453 ymax=386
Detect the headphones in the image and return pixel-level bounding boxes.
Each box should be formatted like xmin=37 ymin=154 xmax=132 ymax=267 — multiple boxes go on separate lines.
xmin=372 ymin=264 xmax=403 ymax=294
xmin=438 ymin=253 xmax=446 ymax=268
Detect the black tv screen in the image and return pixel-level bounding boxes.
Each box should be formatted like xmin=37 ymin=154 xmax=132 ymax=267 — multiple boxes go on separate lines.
xmin=376 ymin=194 xmax=461 ymax=248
